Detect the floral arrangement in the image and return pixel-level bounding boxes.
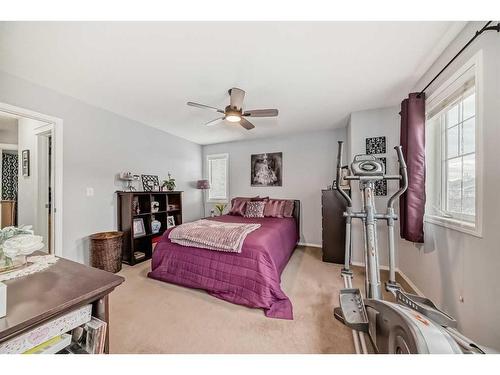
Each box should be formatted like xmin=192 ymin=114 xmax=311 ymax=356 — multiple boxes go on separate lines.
xmin=214 ymin=203 xmax=227 ymax=216
xmin=0 ymin=226 xmax=44 ymax=270
xmin=162 ymin=172 xmax=176 ymax=191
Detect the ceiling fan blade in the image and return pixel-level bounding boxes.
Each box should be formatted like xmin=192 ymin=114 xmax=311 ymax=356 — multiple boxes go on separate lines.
xmin=239 ymin=117 xmax=255 ymax=130
xmin=204 ymin=117 xmax=225 ymax=127
xmin=229 ymin=88 xmax=245 ymax=110
xmin=243 ymin=109 xmax=279 ymax=117
xmin=187 ymin=101 xmax=225 ymax=113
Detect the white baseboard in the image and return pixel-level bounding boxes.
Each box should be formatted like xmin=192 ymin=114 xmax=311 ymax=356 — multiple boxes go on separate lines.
xmin=351 ymin=261 xmax=390 ymax=271
xmin=299 ymin=248 xmax=425 ymax=296
xmin=298 ymin=242 xmax=322 ymax=248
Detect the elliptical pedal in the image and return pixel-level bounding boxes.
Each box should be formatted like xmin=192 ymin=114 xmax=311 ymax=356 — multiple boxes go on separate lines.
xmin=334 ymin=288 xmax=369 ymax=332
xmin=396 ymin=290 xmax=457 ymax=328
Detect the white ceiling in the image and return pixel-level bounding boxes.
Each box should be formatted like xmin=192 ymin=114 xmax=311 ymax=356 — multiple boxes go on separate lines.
xmin=0 ymin=22 xmax=465 ymax=145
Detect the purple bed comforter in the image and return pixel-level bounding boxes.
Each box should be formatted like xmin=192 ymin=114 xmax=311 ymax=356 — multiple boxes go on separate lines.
xmin=148 ymin=215 xmax=299 ymax=319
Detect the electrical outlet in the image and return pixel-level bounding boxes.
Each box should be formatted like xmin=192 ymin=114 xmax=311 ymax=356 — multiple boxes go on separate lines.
xmin=86 ymin=187 xmax=94 ymax=197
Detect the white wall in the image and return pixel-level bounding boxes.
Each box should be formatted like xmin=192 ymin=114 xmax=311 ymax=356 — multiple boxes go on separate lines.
xmin=0 ymin=117 xmax=18 ymax=144
xmin=347 ymin=106 xmax=401 ymax=266
xmin=202 ymin=128 xmax=347 ymax=246
xmin=398 ymin=22 xmax=500 ymax=350
xmin=0 ymin=70 xmax=203 ymax=264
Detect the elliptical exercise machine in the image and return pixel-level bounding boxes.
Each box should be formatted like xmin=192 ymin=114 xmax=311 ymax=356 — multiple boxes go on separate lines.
xmin=333 ymin=141 xmax=489 ymax=354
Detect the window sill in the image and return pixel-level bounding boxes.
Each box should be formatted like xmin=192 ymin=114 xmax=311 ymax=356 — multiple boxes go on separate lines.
xmin=206 ymin=199 xmax=229 ymax=204
xmin=424 ymin=214 xmax=482 ymax=238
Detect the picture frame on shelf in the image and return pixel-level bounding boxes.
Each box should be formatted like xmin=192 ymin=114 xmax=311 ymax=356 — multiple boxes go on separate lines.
xmin=133 ymin=218 xmax=146 ymax=238
xmin=141 ymin=174 xmax=160 ymax=191
xmin=166 ymin=216 xmax=176 ymax=229
xmin=151 ymin=201 xmax=160 ymax=213
xmin=333 ymin=165 xmax=351 ymax=190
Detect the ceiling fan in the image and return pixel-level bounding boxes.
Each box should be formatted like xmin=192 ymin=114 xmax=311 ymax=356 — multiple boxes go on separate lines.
xmin=187 ymin=87 xmax=278 ymax=130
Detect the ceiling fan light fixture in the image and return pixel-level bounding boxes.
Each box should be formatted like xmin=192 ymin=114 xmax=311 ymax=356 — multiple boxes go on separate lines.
xmin=187 ymin=87 xmax=278 ymax=131
xmin=225 ymin=114 xmax=241 ymax=122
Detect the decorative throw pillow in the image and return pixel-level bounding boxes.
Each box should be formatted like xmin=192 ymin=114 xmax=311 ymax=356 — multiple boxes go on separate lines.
xmin=264 ymin=199 xmax=286 ymax=218
xmin=229 ymin=197 xmax=258 ymax=216
xmin=282 ymin=200 xmax=294 ymax=218
xmin=244 ymin=201 xmax=266 ymax=218
xmin=229 ymin=199 xmax=247 ymax=216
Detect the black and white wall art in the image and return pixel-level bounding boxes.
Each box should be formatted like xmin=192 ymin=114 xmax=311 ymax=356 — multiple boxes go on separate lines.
xmin=251 ymin=152 xmax=282 ymax=187
xmin=365 ymin=138 xmax=388 ymax=197
xmin=374 ymin=157 xmax=387 ymax=196
xmin=366 ymin=136 xmax=386 ymax=155
xmin=1 ymin=153 xmax=18 ymax=200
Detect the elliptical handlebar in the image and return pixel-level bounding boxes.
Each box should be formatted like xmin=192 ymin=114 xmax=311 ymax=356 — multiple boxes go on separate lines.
xmin=336 ymin=141 xmax=352 ymax=207
xmin=387 ymin=146 xmax=408 ymax=209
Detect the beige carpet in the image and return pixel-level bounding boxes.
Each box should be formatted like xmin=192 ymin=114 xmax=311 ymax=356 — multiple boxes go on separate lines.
xmin=109 ymin=246 xmax=398 ymax=354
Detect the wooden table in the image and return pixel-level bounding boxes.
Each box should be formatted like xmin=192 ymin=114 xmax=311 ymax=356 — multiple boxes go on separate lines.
xmin=0 ymin=254 xmax=124 ymax=353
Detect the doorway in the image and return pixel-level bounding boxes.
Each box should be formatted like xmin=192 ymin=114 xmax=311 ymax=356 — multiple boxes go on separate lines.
xmin=0 ymin=103 xmax=63 ymax=257
xmin=36 ymin=130 xmax=52 ymax=252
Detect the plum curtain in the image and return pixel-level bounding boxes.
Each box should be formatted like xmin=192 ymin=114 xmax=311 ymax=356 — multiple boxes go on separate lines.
xmin=399 ymin=93 xmax=426 ymax=243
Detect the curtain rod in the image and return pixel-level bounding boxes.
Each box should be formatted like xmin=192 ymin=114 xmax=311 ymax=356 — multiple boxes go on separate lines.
xmin=417 ymin=21 xmax=500 ymax=98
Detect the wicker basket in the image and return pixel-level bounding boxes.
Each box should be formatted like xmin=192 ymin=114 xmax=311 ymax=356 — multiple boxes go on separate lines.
xmin=89 ymin=231 xmax=123 ymax=273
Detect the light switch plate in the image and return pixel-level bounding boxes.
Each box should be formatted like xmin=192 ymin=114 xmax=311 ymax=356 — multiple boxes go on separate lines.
xmin=86 ymin=187 xmax=94 ymax=197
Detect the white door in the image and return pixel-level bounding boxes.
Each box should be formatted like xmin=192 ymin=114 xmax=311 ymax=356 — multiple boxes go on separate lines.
xmin=36 ymin=133 xmax=51 ymax=252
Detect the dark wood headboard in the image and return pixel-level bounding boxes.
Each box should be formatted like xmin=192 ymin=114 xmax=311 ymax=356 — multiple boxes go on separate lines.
xmin=293 ymin=200 xmax=301 ymax=238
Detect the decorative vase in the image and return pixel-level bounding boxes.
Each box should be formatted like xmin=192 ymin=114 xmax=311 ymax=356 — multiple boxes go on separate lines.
xmin=0 ymin=253 xmax=27 ymax=274
xmin=151 ymin=219 xmax=161 ymax=234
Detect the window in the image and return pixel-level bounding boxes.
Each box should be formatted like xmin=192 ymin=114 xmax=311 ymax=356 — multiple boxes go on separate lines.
xmin=206 ymin=153 xmax=229 ymax=202
xmin=425 ymin=52 xmax=482 ymax=236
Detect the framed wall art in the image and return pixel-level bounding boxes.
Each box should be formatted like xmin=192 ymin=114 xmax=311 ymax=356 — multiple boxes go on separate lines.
xmin=365 ymin=136 xmax=386 ymax=155
xmin=22 ymin=149 xmax=30 ymax=177
xmin=251 ymin=152 xmax=282 ymax=187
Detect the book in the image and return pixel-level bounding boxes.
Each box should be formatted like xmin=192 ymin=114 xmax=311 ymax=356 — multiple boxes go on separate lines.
xmin=23 ymin=333 xmax=71 ymax=354
xmin=83 ymin=317 xmax=107 ymax=354
xmin=134 ymin=251 xmax=146 ymax=260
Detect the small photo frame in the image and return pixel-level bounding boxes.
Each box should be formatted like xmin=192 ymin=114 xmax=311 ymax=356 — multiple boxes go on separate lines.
xmin=133 ymin=218 xmax=146 ymax=238
xmin=141 ymin=174 xmax=160 ymax=191
xmin=166 ymin=216 xmax=176 ymax=229
xmin=151 ymin=201 xmax=160 ymax=213
xmin=22 ymin=149 xmax=30 ymax=177
xmin=332 ymin=166 xmax=350 ymax=190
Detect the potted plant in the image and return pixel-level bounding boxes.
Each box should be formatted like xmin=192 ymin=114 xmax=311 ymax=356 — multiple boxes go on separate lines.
xmin=214 ymin=203 xmax=227 ymax=216
xmin=162 ymin=172 xmax=176 ymax=191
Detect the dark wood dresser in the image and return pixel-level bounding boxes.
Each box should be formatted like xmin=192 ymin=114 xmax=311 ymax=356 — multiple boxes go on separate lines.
xmin=0 ymin=254 xmax=124 ymax=353
xmin=321 ymin=189 xmax=350 ymax=264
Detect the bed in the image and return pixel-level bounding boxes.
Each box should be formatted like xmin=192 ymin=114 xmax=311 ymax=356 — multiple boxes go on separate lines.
xmin=148 ymin=200 xmax=300 ymax=319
